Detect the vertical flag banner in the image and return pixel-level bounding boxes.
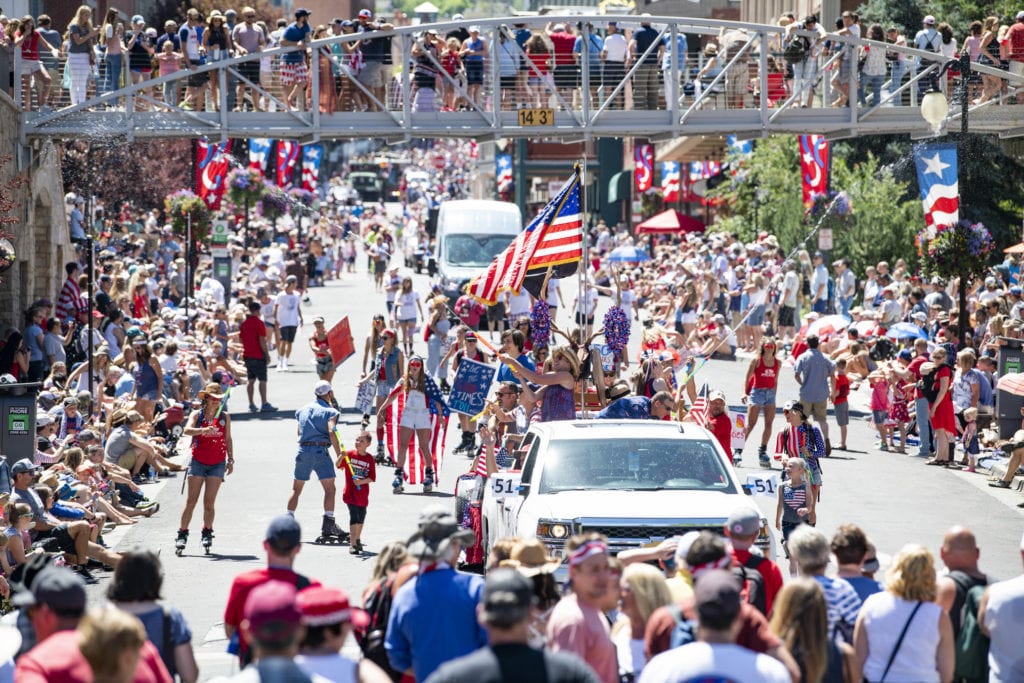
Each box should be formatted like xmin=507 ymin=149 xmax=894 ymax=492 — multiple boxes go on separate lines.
xmin=800 ymin=135 xmax=830 ymax=206
xmin=248 ymin=138 xmax=271 ymax=173
xmin=661 ymin=162 xmax=681 ymax=202
xmin=195 ymin=140 xmax=232 ymax=209
xmin=276 ymin=140 xmax=301 ymax=187
xmin=469 ymin=169 xmax=582 ymax=304
xmin=634 ymin=144 xmax=654 ymax=193
xmin=496 ymin=154 xmax=513 ymax=193
xmin=301 ymin=143 xmax=324 ymax=193
xmin=913 ymin=142 xmax=959 ymax=236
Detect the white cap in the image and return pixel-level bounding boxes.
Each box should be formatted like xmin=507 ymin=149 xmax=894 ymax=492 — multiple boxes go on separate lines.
xmin=673 ymin=531 xmax=701 ymax=564
xmin=314 ymin=380 xmax=333 ymax=397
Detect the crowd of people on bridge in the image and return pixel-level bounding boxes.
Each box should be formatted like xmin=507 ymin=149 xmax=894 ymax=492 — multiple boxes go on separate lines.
xmin=7 ymin=5 xmax=1024 ymax=114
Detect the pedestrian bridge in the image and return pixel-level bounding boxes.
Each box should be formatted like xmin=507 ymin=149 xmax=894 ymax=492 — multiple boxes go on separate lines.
xmin=15 ymin=15 xmax=1024 ymax=143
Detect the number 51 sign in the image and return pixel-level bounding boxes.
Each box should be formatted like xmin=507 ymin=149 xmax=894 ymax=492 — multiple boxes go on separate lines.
xmin=490 ymin=472 xmax=523 ymax=499
xmin=745 ymin=474 xmax=779 ymax=498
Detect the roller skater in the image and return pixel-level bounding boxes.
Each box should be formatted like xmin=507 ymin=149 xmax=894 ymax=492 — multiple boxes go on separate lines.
xmin=358 ymin=328 xmax=404 ymax=467
xmin=314 ymin=514 xmax=349 ymax=545
xmin=201 ymin=527 xmax=214 ymax=554
xmin=287 ymin=380 xmax=346 ymax=534
xmin=174 ymin=528 xmax=188 ymax=556
xmin=376 ymin=356 xmax=450 ymax=495
xmin=177 ymin=383 xmax=234 ymax=556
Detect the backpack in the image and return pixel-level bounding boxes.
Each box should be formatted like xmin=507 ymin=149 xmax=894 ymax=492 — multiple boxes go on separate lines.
xmin=784 ymin=34 xmax=808 ymax=64
xmin=667 ymin=603 xmax=699 ymax=649
xmin=356 ymin=576 xmax=403 ymax=681
xmin=734 ymin=554 xmax=769 ymax=616
xmin=953 ymin=583 xmax=990 ymax=682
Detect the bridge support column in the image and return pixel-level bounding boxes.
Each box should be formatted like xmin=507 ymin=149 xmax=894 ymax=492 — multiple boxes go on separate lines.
xmin=597 ymin=137 xmax=624 ymax=227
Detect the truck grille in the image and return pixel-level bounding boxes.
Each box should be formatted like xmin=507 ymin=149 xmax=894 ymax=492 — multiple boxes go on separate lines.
xmin=579 ymin=524 xmax=723 ymax=542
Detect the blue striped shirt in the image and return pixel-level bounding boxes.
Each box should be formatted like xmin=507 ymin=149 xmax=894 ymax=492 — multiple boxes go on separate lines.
xmin=814 ymin=575 xmax=863 ymax=643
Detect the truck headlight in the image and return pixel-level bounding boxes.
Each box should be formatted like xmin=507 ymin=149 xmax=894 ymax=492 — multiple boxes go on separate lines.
xmin=537 ymin=519 xmax=573 ymax=539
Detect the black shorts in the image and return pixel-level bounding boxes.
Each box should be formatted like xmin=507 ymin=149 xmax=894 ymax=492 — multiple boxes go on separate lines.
xmin=53 ymin=523 xmax=78 ymax=555
xmin=244 ymin=357 xmax=268 ymax=382
xmin=487 ymin=303 xmax=506 ymax=323
xmin=187 ymin=71 xmax=210 ymax=88
xmin=554 ymin=64 xmax=578 ymax=88
xmin=465 ymin=60 xmax=484 ymax=85
xmin=237 ymin=61 xmax=259 ymax=84
xmin=500 ymin=75 xmax=517 ymax=90
xmin=778 ymin=305 xmax=795 ymax=328
xmin=575 ymin=312 xmax=595 ymax=326
xmin=280 ymin=325 xmax=298 ymax=343
xmin=347 ymin=503 xmax=367 ymax=525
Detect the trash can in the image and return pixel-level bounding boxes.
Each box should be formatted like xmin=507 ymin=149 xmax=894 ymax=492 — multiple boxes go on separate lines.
xmin=0 ymin=382 xmax=40 ymax=462
xmin=997 ymin=338 xmax=1024 ymax=439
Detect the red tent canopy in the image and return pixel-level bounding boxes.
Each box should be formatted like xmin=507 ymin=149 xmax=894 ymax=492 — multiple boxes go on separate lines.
xmin=635 ymin=209 xmax=706 ymax=234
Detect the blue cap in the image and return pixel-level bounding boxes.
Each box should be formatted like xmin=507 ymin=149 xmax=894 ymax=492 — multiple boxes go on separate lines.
xmin=1011 ymin=286 xmax=1022 ymax=295
xmin=265 ymin=515 xmax=301 ymax=551
xmin=898 ymin=349 xmax=913 ymax=361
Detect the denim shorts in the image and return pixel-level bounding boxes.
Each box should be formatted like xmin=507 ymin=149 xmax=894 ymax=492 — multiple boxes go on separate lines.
xmin=749 ymin=387 xmax=776 ymax=407
xmin=872 ymin=409 xmax=888 ymax=425
xmin=139 ymin=390 xmax=159 ymax=401
xmin=376 ymin=381 xmax=395 ymax=399
xmin=188 ymin=459 xmax=227 ymax=478
xmin=295 ymin=448 xmax=336 ymax=481
xmin=746 ymin=304 xmax=766 ymax=327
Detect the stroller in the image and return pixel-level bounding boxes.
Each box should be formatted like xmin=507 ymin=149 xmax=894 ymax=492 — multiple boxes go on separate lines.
xmin=153 ymin=402 xmax=189 ymax=454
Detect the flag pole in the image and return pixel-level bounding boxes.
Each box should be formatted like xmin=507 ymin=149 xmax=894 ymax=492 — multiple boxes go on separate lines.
xmin=578 ymin=160 xmax=589 ymax=417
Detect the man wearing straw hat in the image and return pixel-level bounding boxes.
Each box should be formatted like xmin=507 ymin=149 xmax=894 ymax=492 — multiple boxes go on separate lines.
xmin=176 ymin=382 xmax=234 ymax=555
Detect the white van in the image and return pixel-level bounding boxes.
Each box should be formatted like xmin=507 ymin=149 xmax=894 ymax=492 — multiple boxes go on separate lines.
xmin=435 ymin=200 xmax=523 ymax=304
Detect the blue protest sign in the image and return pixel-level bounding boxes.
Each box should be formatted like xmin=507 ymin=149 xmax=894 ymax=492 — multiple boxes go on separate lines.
xmin=448 ymin=359 xmax=497 ymax=417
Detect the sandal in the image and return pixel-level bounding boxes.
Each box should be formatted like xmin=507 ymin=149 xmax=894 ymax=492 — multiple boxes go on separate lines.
xmin=925 ymin=459 xmax=948 ymax=466
xmin=988 ymin=479 xmax=1012 ymax=488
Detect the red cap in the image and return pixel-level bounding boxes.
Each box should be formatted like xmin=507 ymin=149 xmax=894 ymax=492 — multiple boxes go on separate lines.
xmin=297 ymin=586 xmax=370 ymax=628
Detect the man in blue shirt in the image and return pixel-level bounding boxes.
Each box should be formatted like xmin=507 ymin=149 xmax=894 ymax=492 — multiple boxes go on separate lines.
xmin=573 ymin=22 xmax=603 ymax=103
xmin=495 ymin=330 xmax=534 ymax=385
xmin=596 ymin=390 xmax=675 ymax=420
xmin=386 ymin=506 xmax=486 ymax=681
xmin=289 ymin=380 xmax=348 ymax=543
xmin=793 ymin=334 xmax=836 ymax=448
xmin=280 ymin=8 xmax=312 ymax=111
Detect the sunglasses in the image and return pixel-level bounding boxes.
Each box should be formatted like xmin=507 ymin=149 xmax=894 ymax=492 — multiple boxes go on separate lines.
xmin=409 ymin=362 xmax=422 ymax=367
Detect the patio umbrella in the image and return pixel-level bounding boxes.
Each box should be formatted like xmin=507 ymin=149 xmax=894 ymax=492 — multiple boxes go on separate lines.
xmin=1004 ymin=243 xmax=1024 ymax=254
xmin=997 ymin=373 xmax=1024 ymax=397
xmin=885 ymin=322 xmax=928 ymax=339
xmin=635 ymin=210 xmax=706 ymax=235
xmin=607 ymin=246 xmax=650 ymax=263
xmin=807 ymin=314 xmax=851 ymax=338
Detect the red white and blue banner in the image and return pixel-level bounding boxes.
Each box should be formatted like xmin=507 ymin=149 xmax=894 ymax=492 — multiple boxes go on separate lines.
xmin=248 ymin=138 xmax=272 ymax=173
xmin=301 ymin=143 xmax=324 ymax=193
xmin=469 ymin=169 xmax=582 ymax=305
xmin=496 ymin=154 xmax=513 ymax=193
xmin=727 ymin=135 xmax=754 ymax=156
xmin=913 ymin=143 xmax=959 ymax=235
xmin=276 ymin=140 xmax=300 ymax=188
xmin=195 ymin=140 xmax=232 ymax=209
xmin=688 ymin=160 xmax=721 ymax=181
xmin=799 ymin=135 xmax=830 ymax=206
xmin=634 ymin=144 xmax=654 ymax=193
xmin=661 ymin=162 xmax=681 ymax=202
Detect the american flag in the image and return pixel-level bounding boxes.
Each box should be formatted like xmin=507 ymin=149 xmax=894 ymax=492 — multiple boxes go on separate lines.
xmin=496 ymin=154 xmax=513 ymax=193
xmin=689 ymin=383 xmax=710 ymax=427
xmin=248 ymin=138 xmax=272 ymax=173
xmin=914 ymin=143 xmax=959 ymax=236
xmin=688 ymin=161 xmax=721 ymax=181
xmin=661 ymin=162 xmax=680 ymax=202
xmin=469 ymin=169 xmax=582 ymax=305
xmin=384 ymin=379 xmax=450 ymax=485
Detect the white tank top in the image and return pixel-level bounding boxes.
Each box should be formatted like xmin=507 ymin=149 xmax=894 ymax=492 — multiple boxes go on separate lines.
xmin=984 ymin=574 xmax=1024 ymax=681
xmin=860 ymin=592 xmax=942 ymax=683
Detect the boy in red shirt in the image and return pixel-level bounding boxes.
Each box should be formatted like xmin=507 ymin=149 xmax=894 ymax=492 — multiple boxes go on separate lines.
xmin=831 ymin=358 xmax=851 ymax=450
xmin=338 ymin=430 xmax=376 ymax=555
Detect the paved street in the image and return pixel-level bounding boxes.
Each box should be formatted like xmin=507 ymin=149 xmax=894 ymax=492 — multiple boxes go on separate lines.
xmin=96 ymin=260 xmax=1024 ymax=681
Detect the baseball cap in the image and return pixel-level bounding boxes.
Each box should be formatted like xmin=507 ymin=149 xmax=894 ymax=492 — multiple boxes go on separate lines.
xmin=923 ymin=15 xmax=936 ymax=24
xmin=286 ymin=274 xmax=298 ymax=283
xmin=63 ymin=396 xmax=78 ymax=407
xmin=1011 ymin=286 xmax=1022 ymax=296
xmin=313 ymin=380 xmax=333 ymax=397
xmin=726 ymin=505 xmax=761 ymax=537
xmin=673 ymin=531 xmax=702 ymax=564
xmin=911 ymin=311 xmax=928 ymax=321
xmin=452 ymin=13 xmax=464 ymax=20
xmin=553 ymin=23 xmax=565 ymax=31
xmin=898 ymin=349 xmax=914 ymax=361
xmin=244 ymin=581 xmax=302 ymax=640
xmin=12 ymin=566 xmax=86 ymax=612
xmin=407 ymin=505 xmax=477 ymax=559
xmin=11 ymin=459 xmax=40 ymax=476
xmin=481 ymin=568 xmax=534 ymax=625
xmin=295 ymin=7 xmax=312 ymax=17
xmin=709 ymin=390 xmax=726 ymax=403
xmin=131 ymin=14 xmax=145 ymax=24
xmin=35 ymin=414 xmax=54 ymax=427
xmin=1018 ymin=10 xmax=1024 ymax=20
xmin=313 ymin=316 xmax=325 ymax=324
xmin=265 ymin=515 xmax=302 ymax=552
xmin=297 ymin=586 xmax=370 ymax=628
xmin=358 ymin=9 xmax=373 ymax=18
xmin=694 ymin=569 xmax=742 ymax=625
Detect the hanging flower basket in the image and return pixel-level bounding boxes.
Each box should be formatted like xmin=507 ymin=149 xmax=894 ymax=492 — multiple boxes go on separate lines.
xmin=804 ymin=190 xmax=853 ymax=232
xmin=226 ymin=167 xmax=266 ymax=207
xmin=164 ymin=190 xmax=211 ymax=240
xmin=258 ymin=182 xmax=290 ymax=223
xmin=919 ymin=219 xmax=994 ymax=282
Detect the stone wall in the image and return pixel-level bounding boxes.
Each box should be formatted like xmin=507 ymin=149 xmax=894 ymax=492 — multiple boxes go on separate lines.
xmin=0 ymin=93 xmax=73 ymax=331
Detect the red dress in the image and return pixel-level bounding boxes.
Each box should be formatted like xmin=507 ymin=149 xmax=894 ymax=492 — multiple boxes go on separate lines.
xmin=930 ymin=365 xmax=957 ymax=433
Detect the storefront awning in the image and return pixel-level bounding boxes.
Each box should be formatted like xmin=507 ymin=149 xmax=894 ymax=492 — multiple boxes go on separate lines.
xmin=607 ymin=171 xmax=630 ymax=204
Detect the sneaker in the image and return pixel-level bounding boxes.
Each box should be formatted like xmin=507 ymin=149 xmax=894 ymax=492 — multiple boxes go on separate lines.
xmin=261 ymin=403 xmax=277 ymax=413
xmin=349 ymin=544 xmax=360 ymax=555
xmin=136 ymin=500 xmax=159 ymax=510
xmin=72 ymin=565 xmax=99 ymax=585
xmin=249 ymin=403 xmax=259 ymax=413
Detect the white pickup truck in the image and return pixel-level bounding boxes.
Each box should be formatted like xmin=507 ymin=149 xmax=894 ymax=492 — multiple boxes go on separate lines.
xmin=480 ymin=420 xmax=774 ymax=569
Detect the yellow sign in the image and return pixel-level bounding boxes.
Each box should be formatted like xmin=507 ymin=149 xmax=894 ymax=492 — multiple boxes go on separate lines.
xmin=517 ymin=108 xmax=554 ymax=127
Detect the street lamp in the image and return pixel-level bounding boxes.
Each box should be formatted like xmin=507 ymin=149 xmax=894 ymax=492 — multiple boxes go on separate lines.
xmin=920 ymin=52 xmax=972 ymax=342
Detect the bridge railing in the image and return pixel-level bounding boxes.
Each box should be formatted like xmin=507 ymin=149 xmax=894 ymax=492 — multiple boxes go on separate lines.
xmin=14 ymin=15 xmax=1024 ymax=139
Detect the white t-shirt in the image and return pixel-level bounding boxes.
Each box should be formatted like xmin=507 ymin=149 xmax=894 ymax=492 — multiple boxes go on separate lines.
xmin=508 ymin=289 xmax=532 ymax=317
xmin=275 ymin=291 xmax=302 ymax=327
xmin=546 ymin=279 xmax=561 ymax=307
xmin=576 ymin=288 xmax=598 ymax=316
xmin=619 ymin=289 xmax=637 ymax=318
xmin=159 ymin=353 xmax=178 ymax=376
xmin=395 ymin=291 xmax=420 ymax=321
xmin=295 ymin=654 xmax=358 ymax=683
xmin=639 ymin=642 xmax=791 ymax=683
xmin=782 ymin=271 xmax=800 ymax=308
xmin=603 ymin=33 xmax=628 ymax=62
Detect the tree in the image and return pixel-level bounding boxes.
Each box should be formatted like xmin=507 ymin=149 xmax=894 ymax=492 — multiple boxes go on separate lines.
xmin=856 ymin=0 xmax=1007 ymax=42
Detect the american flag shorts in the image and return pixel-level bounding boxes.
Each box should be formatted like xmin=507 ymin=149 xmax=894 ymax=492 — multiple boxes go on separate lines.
xmin=280 ymin=61 xmax=309 ymax=86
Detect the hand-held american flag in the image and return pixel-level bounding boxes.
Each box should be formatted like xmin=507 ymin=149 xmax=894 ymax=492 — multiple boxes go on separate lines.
xmin=689 ymin=383 xmax=710 ymax=427
xmin=913 ymin=143 xmax=959 ymax=237
xmin=468 ymin=168 xmax=583 ymax=305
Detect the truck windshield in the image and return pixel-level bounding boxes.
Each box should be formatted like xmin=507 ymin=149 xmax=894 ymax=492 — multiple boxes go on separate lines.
xmin=444 ymin=234 xmax=516 ymax=268
xmin=537 ymin=438 xmax=736 ymax=494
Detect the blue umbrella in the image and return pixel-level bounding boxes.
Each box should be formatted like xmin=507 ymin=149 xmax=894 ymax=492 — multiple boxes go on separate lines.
xmin=607 ymin=245 xmax=650 ymax=263
xmin=885 ymin=322 xmax=928 ymax=340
